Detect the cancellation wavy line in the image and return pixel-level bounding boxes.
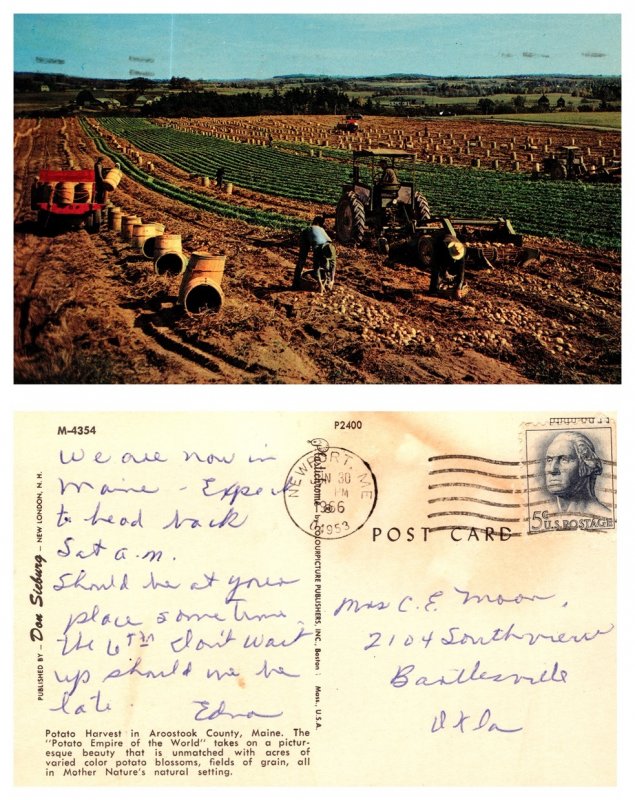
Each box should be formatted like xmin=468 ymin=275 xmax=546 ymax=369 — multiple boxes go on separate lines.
xmin=427 ymin=510 xmax=521 ymax=522
xmin=428 ymin=496 xmax=522 ymax=508
xmin=527 ymin=527 xmax=614 ymax=537
xmin=428 ymin=455 xmax=520 ymax=466
xmin=426 ymin=525 xmax=522 ymax=537
xmin=525 ymin=467 xmax=616 ymax=481
xmin=524 ymin=457 xmax=616 ymax=468
xmin=429 ymin=467 xmax=521 ymax=479
xmin=524 ymin=494 xmax=616 ymax=510
xmin=428 ymin=481 xmax=526 ymax=494
xmin=429 ymin=454 xmax=617 ymax=469
xmin=428 ymin=484 xmax=592 ymax=502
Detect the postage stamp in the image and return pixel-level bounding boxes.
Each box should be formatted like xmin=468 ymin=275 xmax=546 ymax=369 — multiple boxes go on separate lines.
xmin=284 ymin=438 xmax=377 ymax=539
xmin=524 ymin=422 xmax=616 ymax=534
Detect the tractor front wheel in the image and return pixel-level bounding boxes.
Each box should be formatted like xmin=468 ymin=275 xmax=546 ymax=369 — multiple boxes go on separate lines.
xmin=335 ymin=191 xmax=366 ymax=245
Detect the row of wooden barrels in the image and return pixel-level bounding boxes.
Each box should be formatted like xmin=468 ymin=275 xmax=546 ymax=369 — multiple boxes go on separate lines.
xmin=104 ymin=205 xmax=226 ymax=314
xmin=35 ymin=181 xmax=96 ymax=204
xmin=35 ymin=167 xmax=124 ymax=205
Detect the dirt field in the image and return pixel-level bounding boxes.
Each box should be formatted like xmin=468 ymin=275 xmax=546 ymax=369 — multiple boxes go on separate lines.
xmin=164 ymin=113 xmax=622 ymax=175
xmin=14 ymin=116 xmax=621 ymax=384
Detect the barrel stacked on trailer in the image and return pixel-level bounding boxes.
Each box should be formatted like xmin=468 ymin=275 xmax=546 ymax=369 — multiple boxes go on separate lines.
xmin=31 ymin=168 xmax=106 ymax=233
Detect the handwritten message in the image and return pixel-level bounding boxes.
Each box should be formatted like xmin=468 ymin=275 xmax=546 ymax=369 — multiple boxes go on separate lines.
xmin=40 ymin=444 xmax=311 ymax=724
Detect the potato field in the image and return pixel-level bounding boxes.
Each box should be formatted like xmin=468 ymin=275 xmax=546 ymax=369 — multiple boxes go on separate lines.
xmin=14 ymin=114 xmax=621 ymax=384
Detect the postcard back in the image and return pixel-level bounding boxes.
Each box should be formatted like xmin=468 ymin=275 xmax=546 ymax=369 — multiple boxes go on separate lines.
xmin=13 ymin=411 xmax=616 ymax=786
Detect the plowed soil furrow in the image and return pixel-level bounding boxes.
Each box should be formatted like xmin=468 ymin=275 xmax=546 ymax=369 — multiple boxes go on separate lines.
xmin=14 ymin=116 xmax=621 ymax=384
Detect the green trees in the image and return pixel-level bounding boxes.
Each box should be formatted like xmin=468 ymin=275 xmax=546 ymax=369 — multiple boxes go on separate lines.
xmin=477 ymin=98 xmax=495 ymax=115
xmin=537 ymin=94 xmax=551 ymax=112
xmin=145 ymin=85 xmax=358 ymax=117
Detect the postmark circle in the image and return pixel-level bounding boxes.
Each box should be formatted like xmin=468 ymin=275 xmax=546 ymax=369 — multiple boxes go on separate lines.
xmin=284 ymin=440 xmax=378 ymax=539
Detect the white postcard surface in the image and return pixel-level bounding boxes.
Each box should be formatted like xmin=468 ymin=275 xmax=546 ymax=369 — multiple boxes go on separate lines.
xmin=13 ymin=411 xmax=616 ymax=786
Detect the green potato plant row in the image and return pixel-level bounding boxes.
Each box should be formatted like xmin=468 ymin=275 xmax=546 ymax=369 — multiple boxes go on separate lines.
xmin=82 ymin=118 xmax=305 ymax=231
xmin=96 ymin=117 xmax=620 ymax=251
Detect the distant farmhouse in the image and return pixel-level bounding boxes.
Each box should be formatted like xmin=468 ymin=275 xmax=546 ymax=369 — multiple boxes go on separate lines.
xmin=75 ymin=89 xmax=121 ymax=110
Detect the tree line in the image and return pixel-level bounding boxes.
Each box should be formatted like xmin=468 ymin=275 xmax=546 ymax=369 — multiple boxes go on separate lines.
xmin=145 ymin=85 xmax=363 ymax=117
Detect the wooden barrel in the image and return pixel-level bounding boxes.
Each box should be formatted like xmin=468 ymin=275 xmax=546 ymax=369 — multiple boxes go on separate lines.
xmin=132 ymin=223 xmax=159 ymax=252
xmin=179 ymin=275 xmax=224 ymax=313
xmin=37 ymin=182 xmax=56 ymax=203
xmin=74 ymin=181 xmax=93 ymax=203
xmin=122 ymin=214 xmax=141 ymax=241
xmin=201 ymin=176 xmax=210 ymax=187
xmin=225 ymin=182 xmax=233 ymax=196
xmin=54 ymin=182 xmax=76 ymax=205
xmin=178 ymin=253 xmax=226 ymax=311
xmin=187 ymin=252 xmax=226 ymax=281
xmin=102 ymin=167 xmax=123 ymax=191
xmin=141 ymin=223 xmax=166 ymax=258
xmin=109 ymin=207 xmax=122 ymax=232
xmin=154 ymin=233 xmax=187 ymax=276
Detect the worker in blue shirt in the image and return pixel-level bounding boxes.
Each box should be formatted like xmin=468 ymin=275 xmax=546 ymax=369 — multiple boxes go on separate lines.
xmin=292 ymin=215 xmax=337 ymax=290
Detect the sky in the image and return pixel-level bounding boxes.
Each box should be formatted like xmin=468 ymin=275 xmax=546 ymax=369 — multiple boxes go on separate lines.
xmin=13 ymin=9 xmax=622 ymax=81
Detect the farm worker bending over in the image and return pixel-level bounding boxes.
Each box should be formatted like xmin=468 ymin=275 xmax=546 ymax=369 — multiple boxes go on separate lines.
xmin=428 ymin=235 xmax=468 ymax=300
xmin=292 ymin=216 xmax=337 ymax=290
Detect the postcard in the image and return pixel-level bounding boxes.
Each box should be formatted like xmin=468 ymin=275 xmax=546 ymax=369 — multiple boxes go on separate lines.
xmin=13 ymin=13 xmax=621 ymax=385
xmin=14 ymin=411 xmax=616 ymax=786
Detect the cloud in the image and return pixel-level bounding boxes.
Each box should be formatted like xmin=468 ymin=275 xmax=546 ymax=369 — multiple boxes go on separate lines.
xmin=582 ymin=51 xmax=607 ymax=58
xmin=522 ymin=51 xmax=550 ymax=59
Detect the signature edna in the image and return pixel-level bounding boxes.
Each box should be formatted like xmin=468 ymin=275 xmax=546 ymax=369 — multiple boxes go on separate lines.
xmin=192 ymin=699 xmax=283 ymax=722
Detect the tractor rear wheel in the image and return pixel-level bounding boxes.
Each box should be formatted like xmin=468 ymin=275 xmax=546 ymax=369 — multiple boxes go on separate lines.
xmin=336 ymin=191 xmax=366 ymax=245
xmin=413 ymin=191 xmax=431 ymax=223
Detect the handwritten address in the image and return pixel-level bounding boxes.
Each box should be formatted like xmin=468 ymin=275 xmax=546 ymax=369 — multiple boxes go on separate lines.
xmin=332 ymin=586 xmax=615 ymax=734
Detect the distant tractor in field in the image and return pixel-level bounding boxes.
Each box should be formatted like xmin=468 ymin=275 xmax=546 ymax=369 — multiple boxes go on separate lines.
xmin=335 ymin=148 xmax=430 ymax=252
xmin=539 ymin=145 xmax=621 ymax=183
xmin=541 ymin=145 xmax=588 ymax=179
xmin=334 ymin=117 xmax=360 ymax=133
